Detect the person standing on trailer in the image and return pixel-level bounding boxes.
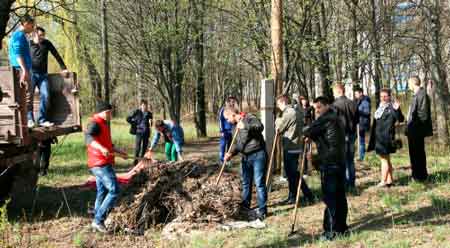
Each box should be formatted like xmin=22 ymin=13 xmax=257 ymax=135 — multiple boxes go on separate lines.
xmin=29 ymin=26 xmax=69 ymax=127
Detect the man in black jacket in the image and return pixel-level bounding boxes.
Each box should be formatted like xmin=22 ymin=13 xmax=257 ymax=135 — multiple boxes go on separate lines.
xmin=406 ymin=76 xmax=433 ymax=181
xmin=333 ymin=83 xmax=358 ymax=190
xmin=127 ymin=100 xmax=153 ymax=165
xmin=303 ymin=96 xmax=348 ymax=241
xmin=29 ymin=26 xmax=68 ymax=127
xmin=223 ymin=106 xmax=267 ymax=221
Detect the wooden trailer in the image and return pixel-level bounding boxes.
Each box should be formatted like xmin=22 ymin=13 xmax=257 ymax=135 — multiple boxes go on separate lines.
xmin=0 ymin=66 xmax=81 ymax=206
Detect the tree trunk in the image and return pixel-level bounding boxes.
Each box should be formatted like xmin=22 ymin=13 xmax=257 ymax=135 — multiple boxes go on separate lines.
xmin=349 ymin=0 xmax=359 ymax=85
xmin=429 ymin=0 xmax=450 ymax=146
xmin=0 ymin=0 xmax=14 ymax=50
xmin=136 ymin=64 xmax=145 ymax=104
xmin=101 ymin=0 xmax=110 ymax=104
xmin=370 ymin=0 xmax=382 ymax=106
xmin=271 ymin=0 xmax=283 ymax=96
xmin=193 ymin=0 xmax=207 ymax=137
xmin=316 ymin=1 xmax=333 ymax=100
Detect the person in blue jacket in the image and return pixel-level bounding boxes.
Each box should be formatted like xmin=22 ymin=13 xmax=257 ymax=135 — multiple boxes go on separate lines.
xmin=8 ymin=14 xmax=35 ymax=128
xmin=148 ymin=120 xmax=184 ymax=161
xmin=354 ymin=87 xmax=371 ymax=161
xmin=218 ymin=96 xmax=238 ymax=164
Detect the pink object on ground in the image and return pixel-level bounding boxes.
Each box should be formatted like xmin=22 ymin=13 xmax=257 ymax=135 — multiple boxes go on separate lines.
xmin=83 ymin=151 xmax=155 ymax=189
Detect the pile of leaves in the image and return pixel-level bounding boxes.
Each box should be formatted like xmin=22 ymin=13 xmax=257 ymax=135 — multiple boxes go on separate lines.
xmin=109 ymin=158 xmax=241 ymax=233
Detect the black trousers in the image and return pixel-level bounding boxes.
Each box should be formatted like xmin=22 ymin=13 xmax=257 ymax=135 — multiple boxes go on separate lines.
xmin=39 ymin=139 xmax=52 ymax=171
xmin=320 ymin=166 xmax=348 ymax=234
xmin=283 ymin=151 xmax=314 ymax=201
xmin=135 ymin=132 xmax=150 ymax=160
xmin=407 ymin=134 xmax=428 ymax=181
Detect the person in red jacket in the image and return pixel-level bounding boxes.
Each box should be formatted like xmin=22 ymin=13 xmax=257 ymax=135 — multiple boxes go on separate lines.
xmin=85 ymin=102 xmax=128 ymax=233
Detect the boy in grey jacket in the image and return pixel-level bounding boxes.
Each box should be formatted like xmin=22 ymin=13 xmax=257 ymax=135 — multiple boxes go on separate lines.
xmin=275 ymin=95 xmax=314 ymax=205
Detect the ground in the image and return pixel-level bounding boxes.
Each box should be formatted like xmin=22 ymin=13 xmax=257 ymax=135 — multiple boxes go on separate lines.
xmin=1 ymin=119 xmax=449 ymax=248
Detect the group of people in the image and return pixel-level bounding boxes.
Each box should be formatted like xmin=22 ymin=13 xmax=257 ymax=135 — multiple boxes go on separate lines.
xmin=217 ymin=94 xmax=349 ymax=240
xmin=217 ymin=77 xmax=432 ymax=240
xmin=125 ymin=100 xmax=185 ymax=163
xmin=8 ymin=15 xmax=69 ymax=175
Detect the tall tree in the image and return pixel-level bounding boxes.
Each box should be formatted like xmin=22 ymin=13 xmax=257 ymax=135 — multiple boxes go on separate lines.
xmin=101 ymin=0 xmax=110 ymax=104
xmin=427 ymin=0 xmax=450 ymax=145
xmin=271 ymin=0 xmax=283 ymax=96
xmin=192 ymin=0 xmax=207 ymax=137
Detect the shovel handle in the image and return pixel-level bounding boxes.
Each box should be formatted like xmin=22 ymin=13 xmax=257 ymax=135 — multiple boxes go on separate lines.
xmin=215 ymin=129 xmax=239 ymax=186
xmin=289 ymin=144 xmax=307 ymax=234
xmin=265 ymin=130 xmax=279 ymax=187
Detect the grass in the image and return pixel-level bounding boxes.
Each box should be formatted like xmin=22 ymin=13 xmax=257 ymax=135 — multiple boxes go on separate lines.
xmin=2 ymin=119 xmax=450 ymax=247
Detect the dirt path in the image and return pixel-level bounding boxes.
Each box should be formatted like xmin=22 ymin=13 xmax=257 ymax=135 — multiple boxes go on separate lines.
xmin=184 ymin=137 xmax=221 ymax=161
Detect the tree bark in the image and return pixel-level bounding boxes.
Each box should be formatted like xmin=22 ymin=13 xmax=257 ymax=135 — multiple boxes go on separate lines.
xmin=101 ymin=0 xmax=110 ymax=104
xmin=429 ymin=0 xmax=450 ymax=145
xmin=315 ymin=1 xmax=333 ymax=100
xmin=370 ymin=0 xmax=382 ymax=106
xmin=271 ymin=0 xmax=283 ymax=96
xmin=193 ymin=0 xmax=207 ymax=137
xmin=349 ymin=0 xmax=359 ymax=85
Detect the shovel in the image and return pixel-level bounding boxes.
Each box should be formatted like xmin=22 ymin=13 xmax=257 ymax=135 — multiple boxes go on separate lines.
xmin=265 ymin=130 xmax=279 ymax=188
xmin=215 ymin=129 xmax=239 ymax=185
xmin=289 ymin=144 xmax=307 ymax=236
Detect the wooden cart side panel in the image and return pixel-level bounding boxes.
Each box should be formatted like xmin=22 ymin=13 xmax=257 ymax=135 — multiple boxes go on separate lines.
xmin=0 ymin=67 xmax=27 ymax=145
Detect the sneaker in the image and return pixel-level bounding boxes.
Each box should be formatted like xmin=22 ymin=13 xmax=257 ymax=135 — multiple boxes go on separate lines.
xmin=27 ymin=120 xmax=35 ymax=128
xmin=256 ymin=211 xmax=267 ymax=221
xmin=239 ymin=203 xmax=253 ymax=213
xmin=278 ymin=176 xmax=288 ymax=183
xmin=39 ymin=121 xmax=54 ymax=128
xmin=91 ymin=221 xmax=108 ymax=233
xmin=376 ymin=182 xmax=387 ymax=188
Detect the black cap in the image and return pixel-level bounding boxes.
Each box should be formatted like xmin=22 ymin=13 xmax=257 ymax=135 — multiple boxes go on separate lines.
xmin=96 ymin=101 xmax=113 ymax=113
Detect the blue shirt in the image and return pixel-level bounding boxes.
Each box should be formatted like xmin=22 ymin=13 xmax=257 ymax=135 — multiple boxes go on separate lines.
xmin=219 ymin=107 xmax=235 ymax=133
xmin=8 ymin=30 xmax=32 ymax=70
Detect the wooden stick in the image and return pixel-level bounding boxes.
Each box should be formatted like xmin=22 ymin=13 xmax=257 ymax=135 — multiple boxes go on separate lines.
xmin=289 ymin=145 xmax=307 ymax=234
xmin=265 ymin=130 xmax=279 ymax=187
xmin=215 ymin=129 xmax=240 ymax=186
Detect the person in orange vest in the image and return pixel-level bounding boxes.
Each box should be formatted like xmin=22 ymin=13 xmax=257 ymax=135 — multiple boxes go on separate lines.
xmin=85 ymin=101 xmax=128 ymax=233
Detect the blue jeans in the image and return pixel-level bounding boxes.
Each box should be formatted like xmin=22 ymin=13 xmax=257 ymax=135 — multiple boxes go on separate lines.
xmin=358 ymin=128 xmax=367 ymax=161
xmin=241 ymin=150 xmax=268 ymax=214
xmin=219 ymin=132 xmax=232 ymax=163
xmin=345 ymin=134 xmax=356 ymax=188
xmin=28 ymin=72 xmax=50 ymax=123
xmin=90 ymin=165 xmax=119 ymax=225
xmin=283 ymin=151 xmax=314 ymax=201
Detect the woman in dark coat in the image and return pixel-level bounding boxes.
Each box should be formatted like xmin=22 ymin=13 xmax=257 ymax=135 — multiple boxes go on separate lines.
xmin=368 ymin=88 xmax=404 ymax=187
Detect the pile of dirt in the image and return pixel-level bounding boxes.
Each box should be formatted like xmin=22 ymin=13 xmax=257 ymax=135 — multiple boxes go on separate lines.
xmin=109 ymin=158 xmax=241 ymax=234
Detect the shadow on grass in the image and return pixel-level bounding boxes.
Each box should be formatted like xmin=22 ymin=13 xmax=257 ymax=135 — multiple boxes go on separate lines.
xmin=255 ymin=232 xmax=319 ymax=248
xmin=350 ymin=199 xmax=450 ymax=232
xmin=8 ymin=184 xmax=96 ymax=223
